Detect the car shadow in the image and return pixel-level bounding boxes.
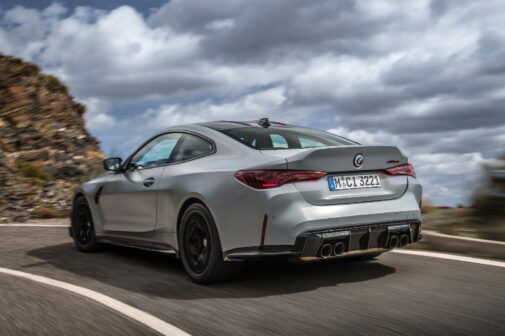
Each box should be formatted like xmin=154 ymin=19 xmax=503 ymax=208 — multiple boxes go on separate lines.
xmin=27 ymin=243 xmax=395 ymax=300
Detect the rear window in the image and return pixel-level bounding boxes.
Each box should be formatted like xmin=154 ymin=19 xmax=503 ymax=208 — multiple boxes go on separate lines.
xmin=220 ymin=127 xmax=357 ymax=150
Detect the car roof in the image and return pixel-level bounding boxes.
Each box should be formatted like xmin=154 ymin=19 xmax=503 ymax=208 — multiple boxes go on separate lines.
xmin=198 ymin=120 xmax=294 ymax=131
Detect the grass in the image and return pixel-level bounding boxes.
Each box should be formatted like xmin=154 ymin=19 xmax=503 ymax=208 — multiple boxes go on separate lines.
xmin=68 ymin=163 xmax=105 ymax=194
xmin=421 ymin=207 xmax=505 ymax=242
xmin=15 ymin=160 xmax=53 ymax=183
xmin=405 ymin=240 xmax=434 ymax=250
xmin=32 ymin=207 xmax=67 ymax=219
xmin=421 ymin=200 xmax=437 ymax=214
xmin=44 ymin=74 xmax=69 ymax=94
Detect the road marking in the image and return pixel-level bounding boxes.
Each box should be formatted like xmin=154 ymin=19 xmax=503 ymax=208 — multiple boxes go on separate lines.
xmin=423 ymin=230 xmax=505 ymax=245
xmin=0 ymin=267 xmax=191 ymax=336
xmin=0 ymin=224 xmax=69 ymax=227
xmin=393 ymin=249 xmax=505 ymax=268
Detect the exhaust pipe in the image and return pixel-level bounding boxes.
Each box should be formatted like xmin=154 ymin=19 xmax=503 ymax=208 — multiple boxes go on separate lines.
xmin=319 ymin=243 xmax=333 ymax=258
xmin=400 ymin=234 xmax=410 ymax=247
xmin=333 ymin=242 xmax=346 ymax=256
xmin=389 ymin=235 xmax=399 ymax=248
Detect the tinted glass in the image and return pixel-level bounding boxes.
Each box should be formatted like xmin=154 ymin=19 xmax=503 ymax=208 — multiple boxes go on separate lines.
xmin=299 ymin=136 xmax=327 ymax=148
xmin=131 ymin=133 xmax=181 ymax=168
xmin=221 ymin=127 xmax=356 ymax=150
xmin=270 ymin=134 xmax=289 ymax=148
xmin=171 ymin=134 xmax=213 ymax=162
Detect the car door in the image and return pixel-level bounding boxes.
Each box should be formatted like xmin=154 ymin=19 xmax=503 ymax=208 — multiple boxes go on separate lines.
xmin=99 ymin=133 xmax=182 ymax=233
xmin=156 ymin=133 xmax=215 ymax=231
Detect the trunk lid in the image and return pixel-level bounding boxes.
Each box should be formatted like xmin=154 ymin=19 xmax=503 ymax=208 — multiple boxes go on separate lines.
xmin=261 ymin=145 xmax=409 ymax=205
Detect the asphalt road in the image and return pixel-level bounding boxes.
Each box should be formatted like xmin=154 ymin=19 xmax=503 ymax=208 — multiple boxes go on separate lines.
xmin=0 ymin=225 xmax=504 ymax=335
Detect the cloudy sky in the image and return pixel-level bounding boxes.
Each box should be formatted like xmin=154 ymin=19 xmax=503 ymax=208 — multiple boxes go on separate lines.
xmin=1 ymin=0 xmax=504 ymax=205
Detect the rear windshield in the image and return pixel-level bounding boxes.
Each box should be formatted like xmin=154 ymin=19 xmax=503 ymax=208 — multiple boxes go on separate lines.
xmin=220 ymin=127 xmax=357 ymax=150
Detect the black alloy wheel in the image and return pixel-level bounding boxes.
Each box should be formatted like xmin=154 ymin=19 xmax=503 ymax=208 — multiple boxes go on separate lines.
xmin=183 ymin=212 xmax=211 ymax=274
xmin=179 ymin=203 xmax=241 ymax=284
xmin=71 ymin=197 xmax=99 ymax=252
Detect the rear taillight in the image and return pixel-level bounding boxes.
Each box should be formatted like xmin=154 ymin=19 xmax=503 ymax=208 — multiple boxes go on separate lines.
xmin=384 ymin=163 xmax=416 ymax=178
xmin=235 ymin=170 xmax=327 ymax=189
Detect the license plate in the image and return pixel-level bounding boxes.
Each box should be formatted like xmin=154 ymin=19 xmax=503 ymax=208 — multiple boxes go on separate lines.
xmin=328 ymin=174 xmax=382 ymax=191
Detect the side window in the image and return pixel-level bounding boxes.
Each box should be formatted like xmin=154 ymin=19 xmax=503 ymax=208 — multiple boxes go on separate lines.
xmin=131 ymin=133 xmax=181 ymax=169
xmin=299 ymin=136 xmax=327 ymax=148
xmin=172 ymin=134 xmax=213 ymax=163
xmin=270 ymin=134 xmax=288 ymax=149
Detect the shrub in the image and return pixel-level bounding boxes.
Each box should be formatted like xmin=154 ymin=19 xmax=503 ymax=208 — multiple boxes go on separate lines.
xmin=421 ymin=199 xmax=436 ymax=214
xmin=32 ymin=207 xmax=66 ymax=219
xmin=78 ymin=163 xmax=105 ymax=184
xmin=44 ymin=74 xmax=69 ymax=94
xmin=15 ymin=160 xmax=53 ymax=182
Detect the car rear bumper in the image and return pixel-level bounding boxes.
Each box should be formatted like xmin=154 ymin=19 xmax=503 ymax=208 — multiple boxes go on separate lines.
xmin=215 ymin=176 xmax=422 ymax=253
xmin=224 ymin=220 xmax=421 ymax=261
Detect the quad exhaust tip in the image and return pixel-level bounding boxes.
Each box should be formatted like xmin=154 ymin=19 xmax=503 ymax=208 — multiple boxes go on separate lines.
xmin=389 ymin=235 xmax=400 ymax=248
xmin=319 ymin=244 xmax=333 ymax=258
xmin=333 ymin=242 xmax=346 ymax=256
xmin=319 ymin=242 xmax=347 ymax=258
xmin=400 ymin=234 xmax=410 ymax=247
xmin=319 ymin=232 xmax=409 ymax=257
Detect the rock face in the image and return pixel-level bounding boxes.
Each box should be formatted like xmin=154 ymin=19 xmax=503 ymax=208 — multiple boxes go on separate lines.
xmin=0 ymin=54 xmax=104 ymax=222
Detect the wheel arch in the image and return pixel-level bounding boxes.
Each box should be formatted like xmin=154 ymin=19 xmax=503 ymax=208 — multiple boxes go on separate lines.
xmin=177 ymin=196 xmax=209 ymax=233
xmin=71 ymin=191 xmax=87 ymax=222
xmin=176 ymin=195 xmax=224 ymax=248
xmin=72 ymin=190 xmax=86 ymax=204
xmin=71 ymin=188 xmax=104 ymax=234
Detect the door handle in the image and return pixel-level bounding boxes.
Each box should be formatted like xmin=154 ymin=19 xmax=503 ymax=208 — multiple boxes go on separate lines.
xmin=143 ymin=177 xmax=155 ymax=187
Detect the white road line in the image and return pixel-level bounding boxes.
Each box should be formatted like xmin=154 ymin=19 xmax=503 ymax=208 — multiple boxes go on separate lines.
xmin=423 ymin=230 xmax=505 ymax=245
xmin=0 ymin=267 xmax=191 ymax=336
xmin=392 ymin=249 xmax=505 ymax=268
xmin=0 ymin=224 xmax=69 ymax=227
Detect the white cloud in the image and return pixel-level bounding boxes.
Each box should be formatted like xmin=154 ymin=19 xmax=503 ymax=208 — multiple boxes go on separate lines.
xmin=327 ymin=127 xmax=404 ymax=147
xmin=42 ymin=3 xmax=67 ymax=17
xmin=143 ymin=87 xmax=287 ymax=129
xmin=327 ymin=127 xmax=491 ymax=204
xmin=1 ymin=0 xmax=504 ymax=205
xmin=79 ymin=97 xmax=116 ymax=130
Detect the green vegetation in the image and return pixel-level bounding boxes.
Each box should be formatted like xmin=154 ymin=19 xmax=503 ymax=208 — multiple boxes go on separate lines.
xmin=32 ymin=207 xmax=67 ymax=219
xmin=15 ymin=160 xmax=53 ymax=184
xmin=421 ymin=199 xmax=436 ymax=214
xmin=419 ymin=207 xmax=505 ymax=242
xmin=69 ymin=162 xmax=105 ymax=194
xmin=26 ymin=62 xmax=41 ymax=74
xmin=406 ymin=240 xmax=435 ymax=250
xmin=44 ymin=74 xmax=69 ymax=94
xmin=80 ymin=163 xmax=105 ymax=184
xmin=418 ymin=152 xmax=505 ymax=242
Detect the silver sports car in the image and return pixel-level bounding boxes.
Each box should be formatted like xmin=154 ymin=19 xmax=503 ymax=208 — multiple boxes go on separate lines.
xmin=71 ymin=119 xmax=422 ymax=283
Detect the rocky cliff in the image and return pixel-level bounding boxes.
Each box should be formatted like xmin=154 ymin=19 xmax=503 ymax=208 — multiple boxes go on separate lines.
xmin=0 ymin=54 xmax=104 ymax=222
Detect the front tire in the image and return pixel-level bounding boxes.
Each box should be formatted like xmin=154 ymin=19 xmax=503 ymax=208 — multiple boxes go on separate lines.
xmin=178 ymin=203 xmax=241 ymax=284
xmin=71 ymin=196 xmax=100 ymax=253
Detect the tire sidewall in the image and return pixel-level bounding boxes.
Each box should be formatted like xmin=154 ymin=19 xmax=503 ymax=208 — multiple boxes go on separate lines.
xmin=71 ymin=197 xmax=98 ymax=252
xmin=178 ymin=203 xmax=223 ymax=282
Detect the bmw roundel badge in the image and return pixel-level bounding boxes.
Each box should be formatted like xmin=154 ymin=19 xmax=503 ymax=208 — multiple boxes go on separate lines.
xmin=353 ymin=153 xmax=364 ymax=168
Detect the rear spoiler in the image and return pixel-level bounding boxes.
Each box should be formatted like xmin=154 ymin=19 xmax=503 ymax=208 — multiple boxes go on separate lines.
xmin=285 ymin=145 xmax=408 ymax=172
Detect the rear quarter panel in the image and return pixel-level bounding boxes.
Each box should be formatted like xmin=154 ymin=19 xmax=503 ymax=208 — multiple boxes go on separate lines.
xmin=155 ymin=126 xmax=287 ymax=251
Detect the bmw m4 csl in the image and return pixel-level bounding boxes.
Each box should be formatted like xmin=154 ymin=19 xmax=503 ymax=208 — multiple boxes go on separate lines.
xmin=70 ymin=119 xmax=422 ymax=283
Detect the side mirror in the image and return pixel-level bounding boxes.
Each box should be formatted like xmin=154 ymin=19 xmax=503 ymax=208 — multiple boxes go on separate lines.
xmin=103 ymin=157 xmax=123 ymax=172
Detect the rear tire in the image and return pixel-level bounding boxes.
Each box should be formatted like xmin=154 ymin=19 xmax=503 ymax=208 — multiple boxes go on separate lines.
xmin=178 ymin=203 xmax=241 ymax=284
xmin=71 ymin=196 xmax=100 ymax=253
